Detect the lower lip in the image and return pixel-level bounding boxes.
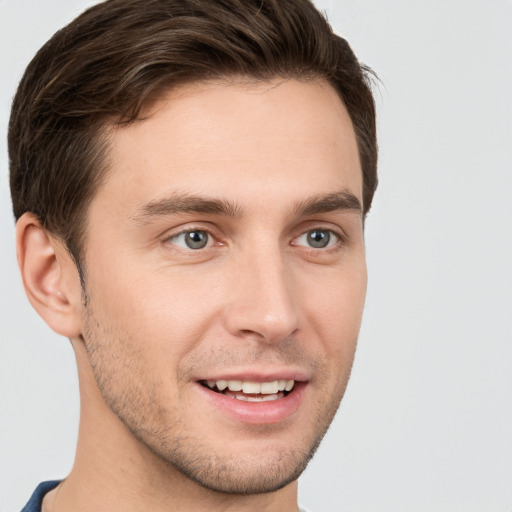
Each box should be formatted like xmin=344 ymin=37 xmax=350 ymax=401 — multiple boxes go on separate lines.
xmin=195 ymin=382 xmax=307 ymax=425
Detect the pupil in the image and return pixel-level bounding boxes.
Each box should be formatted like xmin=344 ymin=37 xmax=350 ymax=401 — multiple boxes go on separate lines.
xmin=308 ymin=230 xmax=330 ymax=248
xmin=185 ymin=231 xmax=208 ymax=249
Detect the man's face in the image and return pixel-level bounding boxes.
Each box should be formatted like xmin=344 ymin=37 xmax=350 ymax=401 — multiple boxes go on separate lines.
xmin=79 ymin=79 xmax=366 ymax=493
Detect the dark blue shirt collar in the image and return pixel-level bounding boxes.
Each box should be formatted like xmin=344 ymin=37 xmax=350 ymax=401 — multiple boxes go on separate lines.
xmin=21 ymin=481 xmax=61 ymax=512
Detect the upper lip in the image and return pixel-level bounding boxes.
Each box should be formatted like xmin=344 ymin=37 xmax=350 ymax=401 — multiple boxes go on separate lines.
xmin=195 ymin=369 xmax=310 ymax=383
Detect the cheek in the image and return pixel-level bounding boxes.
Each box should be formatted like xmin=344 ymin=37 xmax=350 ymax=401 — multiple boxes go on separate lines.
xmin=85 ymin=263 xmax=226 ymax=367
xmin=302 ymin=261 xmax=367 ymax=356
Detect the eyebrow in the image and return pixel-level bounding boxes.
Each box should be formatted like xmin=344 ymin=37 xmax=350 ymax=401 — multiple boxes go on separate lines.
xmin=131 ymin=193 xmax=243 ymax=223
xmin=131 ymin=189 xmax=362 ymax=224
xmin=293 ymin=190 xmax=362 ymax=217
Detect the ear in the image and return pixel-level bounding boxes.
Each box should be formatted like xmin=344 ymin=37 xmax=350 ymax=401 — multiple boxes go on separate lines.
xmin=16 ymin=213 xmax=83 ymax=338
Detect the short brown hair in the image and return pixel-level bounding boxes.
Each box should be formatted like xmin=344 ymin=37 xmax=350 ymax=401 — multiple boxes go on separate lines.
xmin=9 ymin=0 xmax=377 ymax=269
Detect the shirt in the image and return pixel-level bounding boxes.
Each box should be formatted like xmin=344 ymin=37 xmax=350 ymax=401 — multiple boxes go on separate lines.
xmin=21 ymin=480 xmax=313 ymax=511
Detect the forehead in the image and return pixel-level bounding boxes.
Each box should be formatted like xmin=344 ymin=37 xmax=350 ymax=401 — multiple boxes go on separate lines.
xmin=93 ymin=78 xmax=362 ymax=222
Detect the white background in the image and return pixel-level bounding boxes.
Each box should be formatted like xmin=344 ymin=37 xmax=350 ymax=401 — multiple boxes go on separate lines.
xmin=1 ymin=1 xmax=511 ymax=511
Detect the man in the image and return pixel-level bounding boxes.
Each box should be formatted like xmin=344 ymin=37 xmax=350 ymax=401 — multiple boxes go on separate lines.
xmin=9 ymin=0 xmax=377 ymax=510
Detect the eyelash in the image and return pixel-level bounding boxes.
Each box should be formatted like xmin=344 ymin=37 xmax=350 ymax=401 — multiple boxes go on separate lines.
xmin=292 ymin=228 xmax=342 ymax=250
xmin=165 ymin=228 xmax=216 ymax=251
xmin=163 ymin=226 xmax=344 ymax=253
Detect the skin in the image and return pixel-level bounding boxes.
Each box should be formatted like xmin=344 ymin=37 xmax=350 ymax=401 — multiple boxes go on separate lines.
xmin=17 ymin=78 xmax=367 ymax=512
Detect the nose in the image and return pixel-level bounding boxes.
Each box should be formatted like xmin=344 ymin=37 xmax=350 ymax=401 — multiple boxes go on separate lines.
xmin=223 ymin=246 xmax=299 ymax=344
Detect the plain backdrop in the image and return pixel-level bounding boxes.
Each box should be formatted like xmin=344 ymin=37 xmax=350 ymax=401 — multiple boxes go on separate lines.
xmin=1 ymin=1 xmax=511 ymax=511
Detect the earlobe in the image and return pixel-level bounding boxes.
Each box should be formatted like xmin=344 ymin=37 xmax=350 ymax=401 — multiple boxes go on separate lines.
xmin=16 ymin=213 xmax=83 ymax=338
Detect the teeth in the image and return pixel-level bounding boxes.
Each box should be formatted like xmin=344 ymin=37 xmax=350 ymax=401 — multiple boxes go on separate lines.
xmin=235 ymin=394 xmax=280 ymax=402
xmin=285 ymin=380 xmax=295 ymax=392
xmin=227 ymin=380 xmax=243 ymax=391
xmin=261 ymin=381 xmax=279 ymax=394
xmin=242 ymin=381 xmax=261 ymax=394
xmin=206 ymin=379 xmax=296 ymax=394
xmin=216 ymin=379 xmax=228 ymax=391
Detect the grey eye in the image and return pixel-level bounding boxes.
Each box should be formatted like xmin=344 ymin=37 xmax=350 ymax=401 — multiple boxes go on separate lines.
xmin=294 ymin=229 xmax=338 ymax=249
xmin=169 ymin=230 xmax=212 ymax=250
xmin=307 ymin=229 xmax=331 ymax=248
xmin=184 ymin=231 xmax=209 ymax=249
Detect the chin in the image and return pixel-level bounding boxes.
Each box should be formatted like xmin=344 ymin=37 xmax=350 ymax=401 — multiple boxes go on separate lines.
xmin=163 ymin=445 xmax=317 ymax=495
xmin=134 ymin=412 xmax=333 ymax=496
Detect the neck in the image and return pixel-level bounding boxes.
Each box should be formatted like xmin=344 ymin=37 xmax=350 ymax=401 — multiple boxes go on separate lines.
xmin=46 ymin=342 xmax=299 ymax=512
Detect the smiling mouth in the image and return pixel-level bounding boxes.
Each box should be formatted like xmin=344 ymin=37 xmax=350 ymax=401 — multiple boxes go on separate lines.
xmin=200 ymin=379 xmax=296 ymax=402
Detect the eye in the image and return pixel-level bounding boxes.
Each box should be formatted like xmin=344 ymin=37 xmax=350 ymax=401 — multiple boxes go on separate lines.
xmin=294 ymin=229 xmax=339 ymax=249
xmin=167 ymin=230 xmax=212 ymax=250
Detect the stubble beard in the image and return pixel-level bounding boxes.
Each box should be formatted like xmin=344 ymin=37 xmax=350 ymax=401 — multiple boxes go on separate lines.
xmin=80 ymin=296 xmax=354 ymax=496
